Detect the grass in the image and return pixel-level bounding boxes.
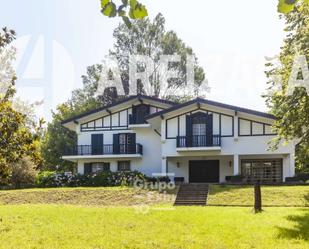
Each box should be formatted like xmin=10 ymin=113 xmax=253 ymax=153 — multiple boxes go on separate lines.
xmin=0 ymin=205 xmax=308 ymax=249
xmin=1 ymin=185 xmax=308 ymax=207
xmin=208 ymin=185 xmax=309 ymax=207
xmin=0 ymin=187 xmax=176 ymax=206
xmin=0 ymin=186 xmax=308 ymax=248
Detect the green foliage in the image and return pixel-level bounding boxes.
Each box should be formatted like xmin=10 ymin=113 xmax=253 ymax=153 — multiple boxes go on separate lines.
xmin=265 ymin=2 xmax=309 ymax=172
xmin=0 ymin=28 xmax=41 ymax=184
xmin=35 ymin=171 xmax=56 ymax=187
xmin=278 ymin=0 xmax=309 ymax=13
xmin=40 ymin=104 xmax=77 ymax=172
xmin=10 ymin=157 xmax=38 ymax=188
xmin=100 ymin=0 xmax=148 ymax=28
xmin=35 ymin=170 xmax=147 ymax=188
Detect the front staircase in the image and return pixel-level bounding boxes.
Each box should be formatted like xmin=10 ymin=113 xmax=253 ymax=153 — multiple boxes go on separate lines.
xmin=174 ymin=183 xmax=209 ymax=206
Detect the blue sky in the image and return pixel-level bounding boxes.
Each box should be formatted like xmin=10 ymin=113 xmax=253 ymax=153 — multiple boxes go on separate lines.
xmin=0 ymin=0 xmax=285 ymax=120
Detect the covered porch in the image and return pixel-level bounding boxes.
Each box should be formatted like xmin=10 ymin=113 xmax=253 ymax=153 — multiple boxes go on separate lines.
xmin=162 ymin=154 xmax=292 ymax=183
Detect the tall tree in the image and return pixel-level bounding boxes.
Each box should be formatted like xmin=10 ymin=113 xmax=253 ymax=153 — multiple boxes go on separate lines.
xmin=265 ymin=1 xmax=309 ymax=173
xmin=0 ymin=28 xmax=41 ymax=183
xmin=109 ymin=13 xmax=206 ymax=100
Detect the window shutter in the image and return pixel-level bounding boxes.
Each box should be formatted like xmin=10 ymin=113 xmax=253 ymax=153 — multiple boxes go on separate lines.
xmin=113 ymin=134 xmax=120 ymax=154
xmin=206 ymin=114 xmax=213 ymax=146
xmin=186 ymin=115 xmax=193 ymax=147
xmin=84 ymin=163 xmax=92 ymax=175
xmin=127 ymin=133 xmax=136 ymax=154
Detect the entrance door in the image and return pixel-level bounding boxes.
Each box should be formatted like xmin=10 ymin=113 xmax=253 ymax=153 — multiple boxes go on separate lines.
xmin=189 ymin=160 xmax=219 ymax=183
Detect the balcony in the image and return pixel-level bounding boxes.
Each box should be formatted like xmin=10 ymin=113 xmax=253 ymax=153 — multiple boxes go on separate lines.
xmin=63 ymin=144 xmax=143 ymax=158
xmin=176 ymin=135 xmax=221 ymax=152
xmin=128 ymin=114 xmax=151 ymax=129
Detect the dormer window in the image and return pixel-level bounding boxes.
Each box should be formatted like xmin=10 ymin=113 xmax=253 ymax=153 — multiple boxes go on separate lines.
xmin=130 ymin=104 xmax=150 ymax=124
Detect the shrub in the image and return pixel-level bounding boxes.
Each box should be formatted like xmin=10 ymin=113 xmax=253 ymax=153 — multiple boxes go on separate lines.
xmin=90 ymin=171 xmax=111 ymax=186
xmin=35 ymin=170 xmax=147 ymax=187
xmin=10 ymin=157 xmax=38 ymax=188
xmin=146 ymin=176 xmax=171 ymax=183
xmin=35 ymin=171 xmax=57 ymax=187
xmin=225 ymin=175 xmax=244 ymax=183
xmin=285 ymin=174 xmax=309 ymax=183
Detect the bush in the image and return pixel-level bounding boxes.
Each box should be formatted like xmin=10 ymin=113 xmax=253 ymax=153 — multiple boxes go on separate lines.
xmin=225 ymin=175 xmax=244 ymax=183
xmin=35 ymin=171 xmax=57 ymax=187
xmin=285 ymin=174 xmax=309 ymax=183
xmin=35 ymin=170 xmax=147 ymax=188
xmin=10 ymin=157 xmax=38 ymax=188
xmin=145 ymin=176 xmax=171 ymax=183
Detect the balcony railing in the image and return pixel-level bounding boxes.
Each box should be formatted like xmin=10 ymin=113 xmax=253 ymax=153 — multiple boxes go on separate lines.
xmin=176 ymin=135 xmax=221 ymax=148
xmin=129 ymin=114 xmax=146 ymax=125
xmin=63 ymin=143 xmax=143 ymax=156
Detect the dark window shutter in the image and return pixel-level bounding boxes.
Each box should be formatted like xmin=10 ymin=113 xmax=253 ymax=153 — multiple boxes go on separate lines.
xmin=127 ymin=133 xmax=136 ymax=154
xmin=135 ymin=104 xmax=150 ymax=124
xmin=186 ymin=115 xmax=193 ymax=147
xmin=113 ymin=134 xmax=120 ymax=154
xmin=206 ymin=114 xmax=213 ymax=146
xmin=91 ymin=134 xmax=103 ymax=155
xmin=84 ymin=163 xmax=92 ymax=175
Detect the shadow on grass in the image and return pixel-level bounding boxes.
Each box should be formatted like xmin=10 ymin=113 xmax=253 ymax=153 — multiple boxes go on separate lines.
xmin=277 ymin=205 xmax=309 ymax=241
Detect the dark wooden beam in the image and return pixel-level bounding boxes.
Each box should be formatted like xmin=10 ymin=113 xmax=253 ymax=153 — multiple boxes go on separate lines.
xmin=106 ymin=109 xmax=112 ymax=115
xmin=160 ymin=114 xmax=164 ymax=120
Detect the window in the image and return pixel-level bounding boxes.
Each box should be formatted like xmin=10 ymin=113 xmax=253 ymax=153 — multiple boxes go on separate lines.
xmin=92 ymin=163 xmax=110 ymax=173
xmin=241 ymin=159 xmax=282 ymax=183
xmin=118 ymin=161 xmax=131 ymax=171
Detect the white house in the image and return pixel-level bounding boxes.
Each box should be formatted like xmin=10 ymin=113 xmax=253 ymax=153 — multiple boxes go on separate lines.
xmin=61 ymin=95 xmax=295 ymax=183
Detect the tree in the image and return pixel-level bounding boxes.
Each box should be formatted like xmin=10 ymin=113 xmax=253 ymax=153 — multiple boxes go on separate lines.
xmin=0 ymin=28 xmax=41 ymax=184
xmin=265 ymin=2 xmax=309 ymax=173
xmin=10 ymin=157 xmax=38 ymax=189
xmin=109 ymin=13 xmax=206 ymax=100
xmin=41 ymin=65 xmax=104 ymax=171
xmin=100 ymin=0 xmax=148 ymax=28
xmin=278 ymin=0 xmax=309 ymax=14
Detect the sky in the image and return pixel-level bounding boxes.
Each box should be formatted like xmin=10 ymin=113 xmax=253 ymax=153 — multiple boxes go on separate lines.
xmin=0 ymin=0 xmax=285 ymax=121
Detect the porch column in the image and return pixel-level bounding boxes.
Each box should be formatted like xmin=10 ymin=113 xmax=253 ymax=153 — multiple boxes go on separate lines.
xmin=289 ymin=153 xmax=295 ymax=177
xmin=233 ymin=154 xmax=239 ymax=175
xmin=161 ymin=157 xmax=167 ymax=176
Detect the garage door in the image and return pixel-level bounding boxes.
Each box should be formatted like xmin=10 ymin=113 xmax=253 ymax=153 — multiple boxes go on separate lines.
xmin=241 ymin=159 xmax=283 ymax=183
xmin=189 ymin=160 xmax=219 ymax=183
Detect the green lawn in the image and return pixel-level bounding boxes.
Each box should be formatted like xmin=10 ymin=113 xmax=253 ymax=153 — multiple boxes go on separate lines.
xmin=208 ymin=185 xmax=309 ymax=207
xmin=0 ymin=186 xmax=308 ymax=248
xmin=0 ymin=205 xmax=308 ymax=249
xmin=0 ymin=187 xmax=176 ymax=206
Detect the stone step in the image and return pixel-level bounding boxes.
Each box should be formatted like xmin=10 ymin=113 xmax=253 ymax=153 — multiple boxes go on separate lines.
xmin=174 ymin=183 xmax=209 ymax=206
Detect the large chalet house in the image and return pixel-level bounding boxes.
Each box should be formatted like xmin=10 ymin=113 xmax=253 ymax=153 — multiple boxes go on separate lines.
xmin=61 ymin=95 xmax=295 ymax=183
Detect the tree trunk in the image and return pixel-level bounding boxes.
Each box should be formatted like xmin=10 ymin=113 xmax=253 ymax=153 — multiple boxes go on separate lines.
xmin=254 ymin=181 xmax=262 ymax=213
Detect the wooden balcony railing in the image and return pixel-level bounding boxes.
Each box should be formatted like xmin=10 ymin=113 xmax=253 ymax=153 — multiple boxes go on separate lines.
xmin=63 ymin=143 xmax=143 ymax=156
xmin=176 ymin=135 xmax=221 ymax=148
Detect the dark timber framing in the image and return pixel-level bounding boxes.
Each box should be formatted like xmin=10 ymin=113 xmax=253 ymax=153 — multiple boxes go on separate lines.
xmin=165 ymin=108 xmax=234 ymax=139
xmin=80 ymin=104 xmax=165 ymax=132
xmin=238 ymin=117 xmax=276 ymax=137
xmin=146 ymin=97 xmax=276 ymax=120
xmin=61 ymin=95 xmax=176 ymax=125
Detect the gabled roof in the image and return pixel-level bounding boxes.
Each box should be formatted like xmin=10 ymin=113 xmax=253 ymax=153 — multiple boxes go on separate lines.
xmin=61 ymin=95 xmax=176 ymax=125
xmin=146 ymin=97 xmax=276 ymax=120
